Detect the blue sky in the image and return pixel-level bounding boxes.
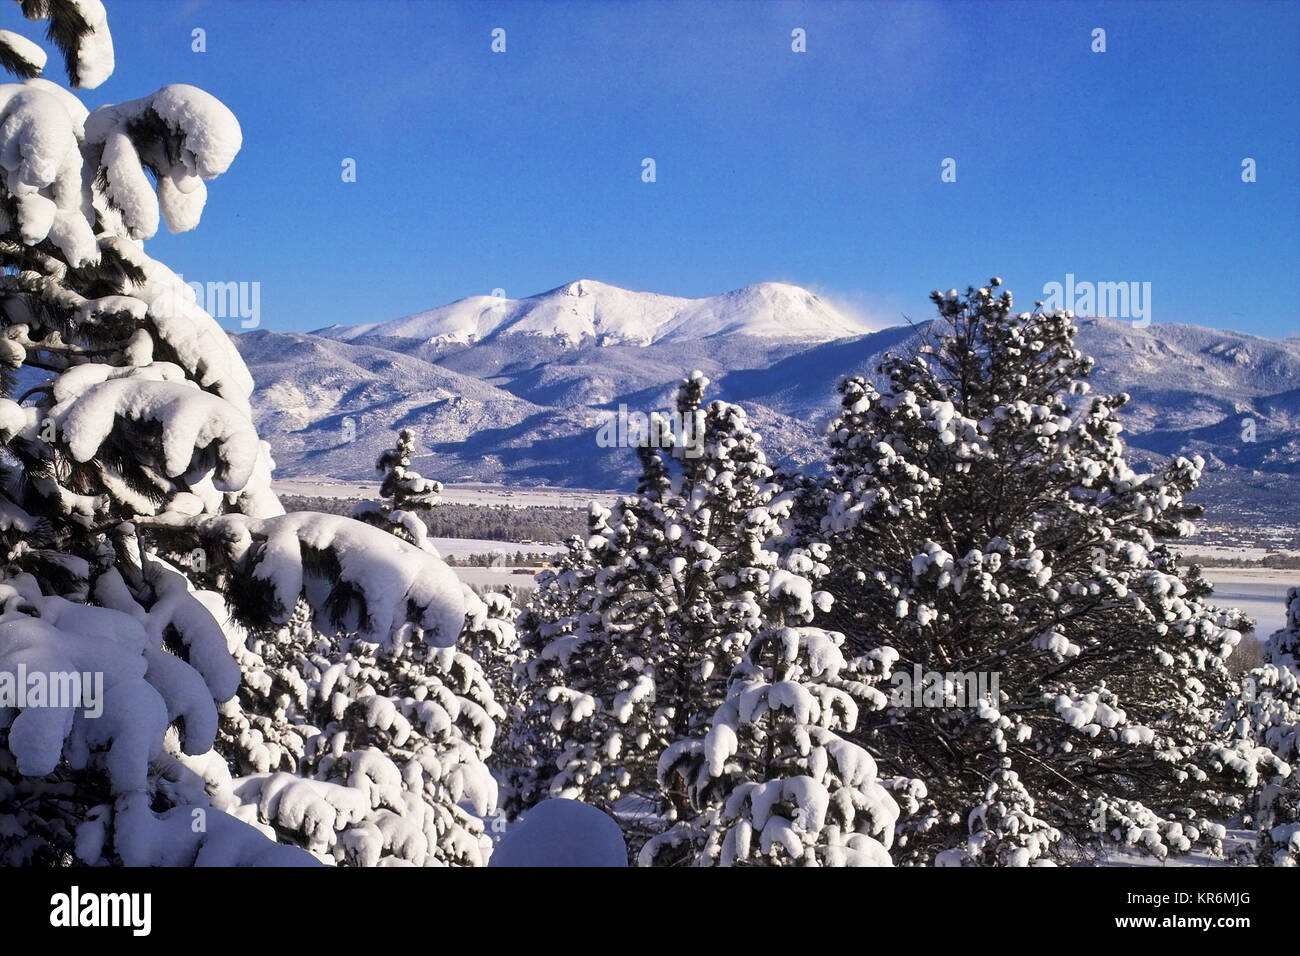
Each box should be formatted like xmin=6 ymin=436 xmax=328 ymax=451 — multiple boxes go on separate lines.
xmin=10 ymin=0 xmax=1299 ymax=337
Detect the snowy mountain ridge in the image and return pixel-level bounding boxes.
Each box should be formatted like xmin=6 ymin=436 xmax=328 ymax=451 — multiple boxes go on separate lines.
xmin=316 ymin=279 xmax=870 ymax=349
xmin=239 ymin=287 xmax=1300 ymax=534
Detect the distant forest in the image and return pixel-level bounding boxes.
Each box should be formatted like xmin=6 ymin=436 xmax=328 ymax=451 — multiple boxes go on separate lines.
xmin=279 ymin=495 xmax=587 ymax=544
xmin=1184 ymin=553 xmax=1300 ymax=570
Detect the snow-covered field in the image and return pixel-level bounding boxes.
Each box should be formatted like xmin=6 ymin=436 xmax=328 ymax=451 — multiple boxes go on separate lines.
xmin=440 ymin=553 xmax=1297 ymax=632
xmin=421 ymin=537 xmax=565 ymax=591
xmin=451 ymin=565 xmax=544 ymax=590
xmin=1102 ymin=829 xmax=1255 ymax=868
xmin=1202 ymin=569 xmax=1295 ymax=639
xmin=430 ymin=537 xmax=565 ymax=558
xmin=442 ymin=560 xmax=1298 ymax=632
xmin=283 ymin=480 xmax=1295 ymax=636
xmin=1182 ymin=545 xmax=1293 ymax=563
xmin=275 ymin=478 xmax=607 ymax=510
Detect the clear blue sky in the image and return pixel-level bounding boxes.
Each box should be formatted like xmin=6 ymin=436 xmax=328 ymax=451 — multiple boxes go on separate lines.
xmin=11 ymin=0 xmax=1299 ymax=337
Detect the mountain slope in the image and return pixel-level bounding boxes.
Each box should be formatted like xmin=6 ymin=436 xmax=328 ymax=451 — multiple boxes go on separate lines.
xmin=242 ymin=285 xmax=1300 ymax=532
xmin=235 ymin=330 xmax=558 ymax=479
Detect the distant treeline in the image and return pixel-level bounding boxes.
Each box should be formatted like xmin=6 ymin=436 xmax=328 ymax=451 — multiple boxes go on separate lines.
xmin=445 ymin=552 xmax=554 ymax=567
xmin=279 ymin=494 xmax=586 ymax=544
xmin=1185 ymin=553 xmax=1300 ymax=570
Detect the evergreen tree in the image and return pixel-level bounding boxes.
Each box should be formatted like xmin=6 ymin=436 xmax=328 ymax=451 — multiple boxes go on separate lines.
xmin=0 ymin=4 xmax=466 ymax=865
xmin=351 ymin=427 xmax=442 ymax=552
xmin=506 ymin=521 xmax=602 ymax=817
xmin=1223 ymin=587 xmax=1300 ymax=865
xmin=820 ymin=279 xmax=1263 ymax=863
xmin=208 ymin=594 xmax=503 ymax=866
xmin=934 ymin=762 xmax=1060 ymax=866
xmin=517 ymin=372 xmax=895 ymax=860
xmin=209 ymin=432 xmax=522 ymax=865
xmin=645 ymin=616 xmax=898 ymax=866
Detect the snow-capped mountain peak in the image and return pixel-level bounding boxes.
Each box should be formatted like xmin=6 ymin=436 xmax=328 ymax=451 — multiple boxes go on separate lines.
xmin=318 ymin=280 xmax=869 ymax=349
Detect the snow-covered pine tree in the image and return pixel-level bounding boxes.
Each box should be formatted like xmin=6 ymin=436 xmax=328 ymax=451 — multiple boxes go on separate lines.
xmin=516 ymin=378 xmax=724 ymax=841
xmin=518 ymin=469 xmax=675 ymax=846
xmin=517 ymin=372 xmax=891 ymax=860
xmin=505 ymin=518 xmax=602 ymax=817
xmin=356 ymin=427 xmax=524 ymax=717
xmin=1222 ymin=587 xmax=1300 ymax=865
xmin=0 ymin=2 xmax=466 ymax=865
xmin=820 ymin=279 xmax=1264 ymax=864
xmin=934 ymin=761 xmax=1060 ymax=866
xmin=350 ymin=426 xmax=441 ymax=551
xmin=207 ymin=596 xmax=503 ymax=866
xmin=204 ymin=432 xmax=519 ymax=865
xmin=644 ymin=612 xmax=899 ymax=866
xmin=352 ymin=428 xmax=532 ymax=836
xmin=356 ymin=427 xmax=523 ymax=742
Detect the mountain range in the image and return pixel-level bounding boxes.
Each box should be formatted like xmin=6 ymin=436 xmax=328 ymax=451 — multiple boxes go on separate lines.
xmin=317 ymin=279 xmax=867 ymax=349
xmin=235 ymin=280 xmax=1300 ymax=536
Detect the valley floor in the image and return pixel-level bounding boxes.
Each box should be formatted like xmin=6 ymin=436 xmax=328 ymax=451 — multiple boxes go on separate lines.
xmin=273 ymin=480 xmax=1299 ymax=636
xmin=274 ymin=478 xmax=607 ymax=510
xmin=1200 ymin=569 xmax=1294 ymax=639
